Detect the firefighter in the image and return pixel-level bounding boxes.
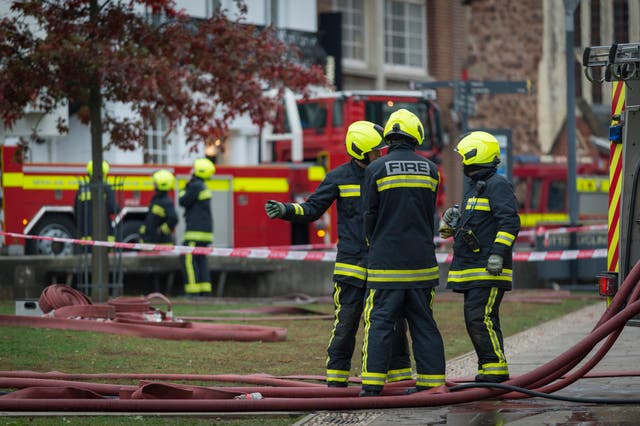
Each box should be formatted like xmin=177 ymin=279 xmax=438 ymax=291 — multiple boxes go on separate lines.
xmin=74 ymin=160 xmax=118 ymax=242
xmin=264 ymin=120 xmax=412 ymax=388
xmin=360 ymin=109 xmax=445 ymax=397
xmin=139 ymin=169 xmax=178 ymax=245
xmin=439 ymin=131 xmax=520 ymax=383
xmin=179 ymin=158 xmax=215 ymax=297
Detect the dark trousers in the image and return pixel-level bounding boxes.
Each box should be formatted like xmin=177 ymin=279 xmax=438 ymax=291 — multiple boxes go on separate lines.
xmin=182 ymin=241 xmax=212 ymax=295
xmin=326 ymin=282 xmax=411 ymax=386
xmin=463 ymin=287 xmax=509 ymax=376
xmin=361 ymin=287 xmax=445 ymax=391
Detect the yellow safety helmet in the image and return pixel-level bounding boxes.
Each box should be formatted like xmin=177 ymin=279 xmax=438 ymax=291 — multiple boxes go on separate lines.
xmin=383 ymin=108 xmax=425 ymax=145
xmin=152 ymin=169 xmax=175 ymax=192
xmin=345 ymin=120 xmax=386 ymax=161
xmin=455 ymin=131 xmax=501 ymax=167
xmin=86 ymin=160 xmax=109 ymax=177
xmin=193 ymin=158 xmax=216 ymax=179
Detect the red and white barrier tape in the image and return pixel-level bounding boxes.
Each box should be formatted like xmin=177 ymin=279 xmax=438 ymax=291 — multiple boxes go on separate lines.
xmin=0 ymin=231 xmax=607 ymax=263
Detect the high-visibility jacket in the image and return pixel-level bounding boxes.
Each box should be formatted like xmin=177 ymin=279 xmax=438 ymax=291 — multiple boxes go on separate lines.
xmin=179 ymin=176 xmax=213 ymax=243
xmin=447 ymin=168 xmax=520 ymax=291
xmin=282 ymin=160 xmax=368 ymax=287
xmin=362 ymin=142 xmax=440 ymax=289
xmin=139 ymin=191 xmax=178 ymax=244
xmin=74 ymin=181 xmax=118 ymax=239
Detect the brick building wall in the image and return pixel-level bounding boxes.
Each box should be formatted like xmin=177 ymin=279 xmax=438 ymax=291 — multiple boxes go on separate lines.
xmin=465 ymin=0 xmax=543 ymax=157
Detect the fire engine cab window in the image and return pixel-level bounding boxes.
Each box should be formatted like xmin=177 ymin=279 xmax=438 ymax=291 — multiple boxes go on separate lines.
xmin=547 ymin=180 xmax=566 ymax=212
xmin=530 ymin=179 xmax=542 ymax=211
xmin=297 ymin=103 xmax=328 ymax=131
xmin=366 ymin=101 xmax=429 ymax=147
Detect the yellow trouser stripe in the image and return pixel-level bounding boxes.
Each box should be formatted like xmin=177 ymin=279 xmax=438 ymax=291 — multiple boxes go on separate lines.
xmin=184 ymin=242 xmax=197 ymax=291
xmin=387 ymin=368 xmax=412 ymax=383
xmin=485 ymin=288 xmax=507 ymax=364
xmin=326 ymin=283 xmax=341 ymax=367
xmin=416 ymin=373 xmax=446 ymax=388
xmin=326 ymin=369 xmax=349 ymax=382
xmin=361 ymin=288 xmax=376 ymax=377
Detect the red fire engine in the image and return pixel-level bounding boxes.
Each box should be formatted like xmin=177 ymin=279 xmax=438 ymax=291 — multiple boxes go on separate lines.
xmin=1 ymin=90 xmax=445 ymax=256
xmin=513 ymin=157 xmax=609 ymax=229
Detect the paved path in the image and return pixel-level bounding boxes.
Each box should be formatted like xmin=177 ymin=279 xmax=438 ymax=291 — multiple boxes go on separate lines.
xmin=297 ymin=301 xmax=640 ymax=425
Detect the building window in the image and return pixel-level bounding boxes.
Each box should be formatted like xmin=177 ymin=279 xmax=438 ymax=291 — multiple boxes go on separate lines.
xmin=336 ymin=0 xmax=365 ymax=62
xmin=384 ymin=0 xmax=425 ymax=68
xmin=144 ymin=116 xmax=169 ymax=164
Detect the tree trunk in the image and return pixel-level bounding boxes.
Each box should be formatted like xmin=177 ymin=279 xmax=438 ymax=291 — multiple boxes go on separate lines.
xmin=89 ymin=0 xmax=109 ymax=302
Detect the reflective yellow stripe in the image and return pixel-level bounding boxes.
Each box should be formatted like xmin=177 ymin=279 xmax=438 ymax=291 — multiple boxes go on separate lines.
xmin=198 ymin=282 xmax=212 ymax=293
xmin=376 ymin=174 xmax=437 ymax=192
xmin=292 ymin=203 xmax=304 ymax=215
xmin=333 ymin=262 xmax=367 ymax=280
xmin=183 ymin=231 xmax=213 ymax=242
xmin=495 ymin=231 xmax=515 ymax=246
xmin=386 ymin=368 xmax=413 ymax=383
xmin=198 ymin=189 xmax=211 ymax=200
xmin=466 ymin=197 xmax=490 ymax=211
xmin=233 ymin=177 xmax=289 ymax=193
xmin=184 ymin=242 xmax=197 ymax=290
xmin=151 ymin=204 xmax=166 ymax=217
xmin=484 ymin=288 xmax=507 ymax=364
xmin=326 ymin=283 xmax=341 ymax=368
xmin=367 ymin=266 xmax=439 ymax=282
xmin=326 ymin=369 xmax=350 ymax=383
xmin=361 ymin=371 xmax=386 ymax=386
xmin=448 ymin=267 xmax=512 ymax=282
xmin=481 ymin=361 xmax=509 ymax=375
xmin=416 ymin=373 xmax=446 ymax=388
xmin=338 ymin=184 xmax=360 ymax=197
xmin=361 ymin=289 xmax=376 ymax=376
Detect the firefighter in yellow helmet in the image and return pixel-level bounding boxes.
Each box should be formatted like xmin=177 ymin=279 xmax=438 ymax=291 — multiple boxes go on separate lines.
xmin=179 ymin=158 xmax=216 ymax=297
xmin=139 ymin=169 xmax=178 ymax=245
xmin=74 ymin=160 xmax=118 ymax=242
xmin=439 ymin=131 xmax=520 ymax=384
xmin=359 ymin=109 xmax=445 ymax=396
xmin=265 ymin=121 xmax=412 ymax=388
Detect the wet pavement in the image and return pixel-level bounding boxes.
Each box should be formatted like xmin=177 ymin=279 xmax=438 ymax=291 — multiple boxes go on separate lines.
xmin=297 ymin=302 xmax=640 ymax=425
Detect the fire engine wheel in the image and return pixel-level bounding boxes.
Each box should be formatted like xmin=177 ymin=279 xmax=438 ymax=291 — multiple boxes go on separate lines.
xmin=25 ymin=215 xmax=76 ymax=256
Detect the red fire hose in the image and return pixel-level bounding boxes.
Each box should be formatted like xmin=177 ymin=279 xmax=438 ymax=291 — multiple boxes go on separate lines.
xmin=1 ymin=263 xmax=639 ymax=411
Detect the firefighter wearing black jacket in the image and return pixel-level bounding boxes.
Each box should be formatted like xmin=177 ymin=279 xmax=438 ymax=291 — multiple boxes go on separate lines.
xmin=179 ymin=158 xmax=215 ymax=297
xmin=265 ymin=121 xmax=411 ymax=388
xmin=360 ymin=109 xmax=446 ymax=397
xmin=139 ymin=169 xmax=178 ymax=244
xmin=74 ymin=160 xmax=118 ymax=242
xmin=439 ymin=131 xmax=520 ymax=384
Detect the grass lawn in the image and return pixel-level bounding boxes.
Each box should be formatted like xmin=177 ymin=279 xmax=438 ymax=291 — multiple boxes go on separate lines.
xmin=0 ymin=290 xmax=599 ymax=425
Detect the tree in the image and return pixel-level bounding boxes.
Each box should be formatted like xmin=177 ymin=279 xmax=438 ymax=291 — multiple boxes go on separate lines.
xmin=0 ymin=0 xmax=326 ymax=301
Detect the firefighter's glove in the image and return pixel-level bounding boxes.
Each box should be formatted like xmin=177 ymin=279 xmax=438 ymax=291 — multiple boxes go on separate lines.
xmin=438 ymin=224 xmax=455 ymax=239
xmin=442 ymin=207 xmax=461 ymax=228
xmin=486 ymin=254 xmax=504 ymax=276
xmin=265 ymin=200 xmax=286 ymax=219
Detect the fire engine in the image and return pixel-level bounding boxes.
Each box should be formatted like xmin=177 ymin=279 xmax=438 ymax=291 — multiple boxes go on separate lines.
xmin=1 ymin=90 xmax=444 ymax=256
xmin=513 ymin=157 xmax=608 ymax=229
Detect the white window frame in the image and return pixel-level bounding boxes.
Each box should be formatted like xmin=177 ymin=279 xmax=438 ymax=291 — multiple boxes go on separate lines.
xmin=383 ymin=0 xmax=427 ymax=75
xmin=335 ymin=0 xmax=367 ymax=69
xmin=144 ymin=116 xmax=170 ymax=164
